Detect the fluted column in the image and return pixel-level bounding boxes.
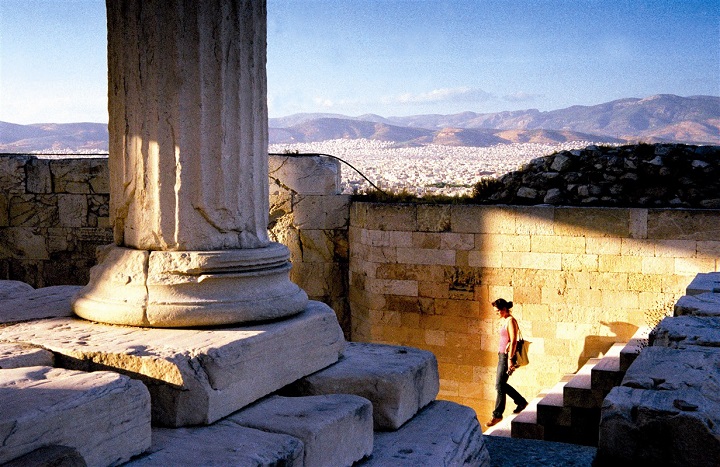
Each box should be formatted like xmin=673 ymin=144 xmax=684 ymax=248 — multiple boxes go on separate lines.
xmin=73 ymin=0 xmax=307 ymax=327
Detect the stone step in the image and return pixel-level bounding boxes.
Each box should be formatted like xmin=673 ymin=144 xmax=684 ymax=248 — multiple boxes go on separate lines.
xmin=228 ymin=394 xmax=374 ymax=467
xmin=684 ymin=271 xmax=720 ymax=296
xmin=124 ymin=422 xmax=303 ymax=466
xmin=591 ymin=343 xmax=625 ymax=391
xmin=564 ymin=358 xmax=605 ymax=409
xmin=509 ymin=397 xmax=544 ymax=440
xmin=536 ymin=379 xmax=575 ymax=444
xmin=0 ymin=300 xmax=345 ymax=427
xmin=281 ymin=341 xmax=439 ymax=430
xmin=0 ymin=285 xmax=80 ymax=324
xmin=619 ymin=326 xmax=651 ymax=372
xmin=0 ymin=342 xmax=54 ymax=369
xmin=674 ymin=292 xmax=720 ymax=317
xmin=357 ymin=400 xmax=490 ymax=466
xmin=0 ymin=366 xmax=151 ymax=467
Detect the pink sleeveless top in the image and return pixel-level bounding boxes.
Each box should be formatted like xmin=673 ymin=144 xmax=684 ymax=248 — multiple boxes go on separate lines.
xmin=498 ymin=319 xmax=510 ymax=354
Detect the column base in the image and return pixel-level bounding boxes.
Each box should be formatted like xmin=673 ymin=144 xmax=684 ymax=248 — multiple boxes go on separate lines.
xmin=72 ymin=243 xmax=308 ymax=327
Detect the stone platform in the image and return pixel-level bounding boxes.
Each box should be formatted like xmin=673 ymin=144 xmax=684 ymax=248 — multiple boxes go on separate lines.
xmin=0 ymin=366 xmax=151 ymax=467
xmin=0 ymin=300 xmax=345 ymax=427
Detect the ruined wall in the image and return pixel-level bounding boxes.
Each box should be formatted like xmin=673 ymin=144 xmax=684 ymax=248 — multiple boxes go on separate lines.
xmin=0 ymin=155 xmax=112 ymax=287
xmin=348 ymin=203 xmax=720 ymax=419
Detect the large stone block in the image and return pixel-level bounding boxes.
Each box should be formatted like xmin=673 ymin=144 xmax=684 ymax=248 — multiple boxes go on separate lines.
xmin=685 ymin=272 xmax=720 ymax=295
xmin=0 ymin=285 xmax=79 ymax=323
xmin=125 ymin=422 xmax=303 ymax=466
xmin=357 ymin=400 xmax=489 ymax=466
xmin=0 ymin=342 xmax=54 ymax=368
xmin=283 ymin=342 xmax=439 ymax=430
xmin=269 ymin=154 xmax=341 ymax=195
xmin=0 ymin=366 xmax=151 ymax=467
xmin=0 ymin=280 xmax=34 ymax=299
xmin=651 ymin=315 xmax=720 ymax=348
xmin=0 ymin=301 xmax=345 ymax=427
xmin=674 ymin=292 xmax=720 ymax=317
xmin=647 ymin=209 xmax=720 ymax=241
xmin=230 ymin=394 xmax=373 ymax=467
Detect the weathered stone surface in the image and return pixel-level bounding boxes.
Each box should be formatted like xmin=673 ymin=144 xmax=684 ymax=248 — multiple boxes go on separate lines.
xmin=358 ymin=400 xmax=489 ymax=466
xmin=651 ymin=315 xmax=720 ymax=349
xmin=685 ymin=271 xmax=720 ymax=295
xmin=126 ymin=422 xmax=303 ymax=466
xmin=0 ymin=366 xmax=151 ymax=467
xmin=269 ymin=154 xmax=341 ymax=195
xmin=0 ymin=342 xmax=54 ymax=369
xmin=229 ymin=395 xmax=373 ymax=467
xmin=599 ymin=385 xmax=720 ymax=466
xmin=0 ymin=285 xmax=79 ymax=323
xmin=675 ymin=292 xmax=720 ymax=317
xmin=0 ymin=280 xmax=34 ymax=299
xmin=283 ymin=342 xmax=439 ymax=430
xmin=0 ymin=301 xmax=345 ymax=427
xmin=72 ymin=244 xmax=309 ymax=327
xmin=107 ymin=1 xmax=269 ymax=251
xmin=598 ymin=345 xmax=720 ymax=466
xmin=2 ymin=445 xmax=87 ymax=467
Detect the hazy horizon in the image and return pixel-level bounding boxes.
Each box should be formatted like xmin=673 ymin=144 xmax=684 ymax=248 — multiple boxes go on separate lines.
xmin=1 ymin=0 xmax=718 ymax=124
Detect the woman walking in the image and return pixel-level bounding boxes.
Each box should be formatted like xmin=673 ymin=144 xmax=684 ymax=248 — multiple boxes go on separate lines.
xmin=486 ymin=298 xmax=528 ymax=427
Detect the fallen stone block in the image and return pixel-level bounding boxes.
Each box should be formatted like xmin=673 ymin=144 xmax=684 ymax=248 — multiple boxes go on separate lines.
xmin=0 ymin=301 xmax=345 ymax=427
xmin=229 ymin=394 xmax=373 ymax=467
xmin=651 ymin=315 xmax=720 ymax=349
xmin=598 ymin=345 xmax=720 ymax=466
xmin=599 ymin=385 xmax=720 ymax=466
xmin=282 ymin=342 xmax=439 ymax=430
xmin=357 ymin=400 xmax=489 ymax=466
xmin=0 ymin=366 xmax=151 ymax=467
xmin=125 ymin=421 xmax=303 ymax=466
xmin=0 ymin=280 xmax=35 ymax=300
xmin=0 ymin=285 xmax=80 ymax=324
xmin=2 ymin=445 xmax=86 ymax=467
xmin=674 ymin=292 xmax=720 ymax=317
xmin=685 ymin=271 xmax=720 ymax=295
xmin=0 ymin=342 xmax=54 ymax=369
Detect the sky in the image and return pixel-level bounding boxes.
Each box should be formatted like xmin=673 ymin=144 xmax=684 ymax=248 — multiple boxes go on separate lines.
xmin=0 ymin=0 xmax=718 ymax=124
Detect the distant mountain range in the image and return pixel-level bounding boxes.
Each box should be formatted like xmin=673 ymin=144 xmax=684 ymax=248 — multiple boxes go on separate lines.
xmin=1 ymin=94 xmax=718 ymax=152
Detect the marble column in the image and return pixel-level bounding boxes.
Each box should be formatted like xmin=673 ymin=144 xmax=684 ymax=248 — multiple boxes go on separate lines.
xmin=73 ymin=0 xmax=307 ymax=327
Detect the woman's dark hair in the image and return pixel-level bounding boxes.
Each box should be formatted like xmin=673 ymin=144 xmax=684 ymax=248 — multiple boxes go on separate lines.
xmin=492 ymin=298 xmax=513 ymax=310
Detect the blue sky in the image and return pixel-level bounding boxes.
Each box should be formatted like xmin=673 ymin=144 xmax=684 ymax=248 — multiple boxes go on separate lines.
xmin=1 ymin=0 xmax=718 ymax=124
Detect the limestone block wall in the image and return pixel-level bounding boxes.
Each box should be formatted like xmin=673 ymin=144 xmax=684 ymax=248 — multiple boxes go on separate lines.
xmin=348 ymin=202 xmax=720 ymax=420
xmin=0 ymin=155 xmax=112 ymax=286
xmin=269 ymin=154 xmax=351 ymax=336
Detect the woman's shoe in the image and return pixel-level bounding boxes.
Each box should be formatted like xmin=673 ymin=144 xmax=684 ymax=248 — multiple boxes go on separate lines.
xmin=485 ymin=417 xmax=503 ymax=427
xmin=513 ymin=402 xmax=528 ymax=414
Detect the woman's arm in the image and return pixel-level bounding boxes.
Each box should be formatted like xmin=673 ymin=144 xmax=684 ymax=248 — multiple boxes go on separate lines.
xmin=508 ymin=317 xmax=519 ymax=365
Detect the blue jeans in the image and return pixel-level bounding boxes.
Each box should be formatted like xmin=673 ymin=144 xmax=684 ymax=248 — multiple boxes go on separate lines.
xmin=493 ymin=352 xmax=527 ymax=418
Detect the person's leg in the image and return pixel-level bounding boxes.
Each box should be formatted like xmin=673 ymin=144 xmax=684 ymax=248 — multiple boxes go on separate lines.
xmin=492 ymin=352 xmax=509 ymax=419
xmin=505 ymin=382 xmax=527 ymax=407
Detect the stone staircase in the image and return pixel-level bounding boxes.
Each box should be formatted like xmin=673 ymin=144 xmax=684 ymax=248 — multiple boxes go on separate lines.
xmin=0 ymin=280 xmax=489 ymax=466
xmin=501 ymin=327 xmax=650 ymax=447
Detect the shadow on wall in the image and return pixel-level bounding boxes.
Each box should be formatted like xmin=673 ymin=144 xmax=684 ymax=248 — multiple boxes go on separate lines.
xmin=578 ymin=321 xmax=638 ymax=371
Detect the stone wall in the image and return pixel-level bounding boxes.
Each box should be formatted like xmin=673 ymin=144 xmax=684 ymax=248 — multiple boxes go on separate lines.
xmin=0 ymin=154 xmax=353 ymax=333
xmin=348 ymin=202 xmax=720 ymax=420
xmin=0 ymin=155 xmax=112 ymax=287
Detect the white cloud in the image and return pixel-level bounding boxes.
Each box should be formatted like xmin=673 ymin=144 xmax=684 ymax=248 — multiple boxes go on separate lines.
xmin=388 ymin=87 xmax=494 ymax=105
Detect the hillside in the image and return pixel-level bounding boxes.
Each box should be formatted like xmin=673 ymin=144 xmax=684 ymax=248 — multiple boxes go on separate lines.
xmin=1 ymin=94 xmax=717 ymax=152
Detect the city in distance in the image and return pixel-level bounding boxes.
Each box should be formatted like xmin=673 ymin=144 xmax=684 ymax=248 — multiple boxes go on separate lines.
xmin=1 ymin=94 xmax=718 ymax=195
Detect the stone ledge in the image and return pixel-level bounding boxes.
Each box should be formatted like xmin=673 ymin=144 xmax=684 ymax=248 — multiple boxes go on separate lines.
xmin=357 ymin=400 xmax=489 ymax=466
xmin=125 ymin=421 xmax=304 ymax=466
xmin=0 ymin=301 xmax=345 ymax=427
xmin=0 ymin=366 xmax=151 ymax=467
xmin=282 ymin=342 xmax=439 ymax=430
xmin=229 ymin=394 xmax=373 ymax=467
